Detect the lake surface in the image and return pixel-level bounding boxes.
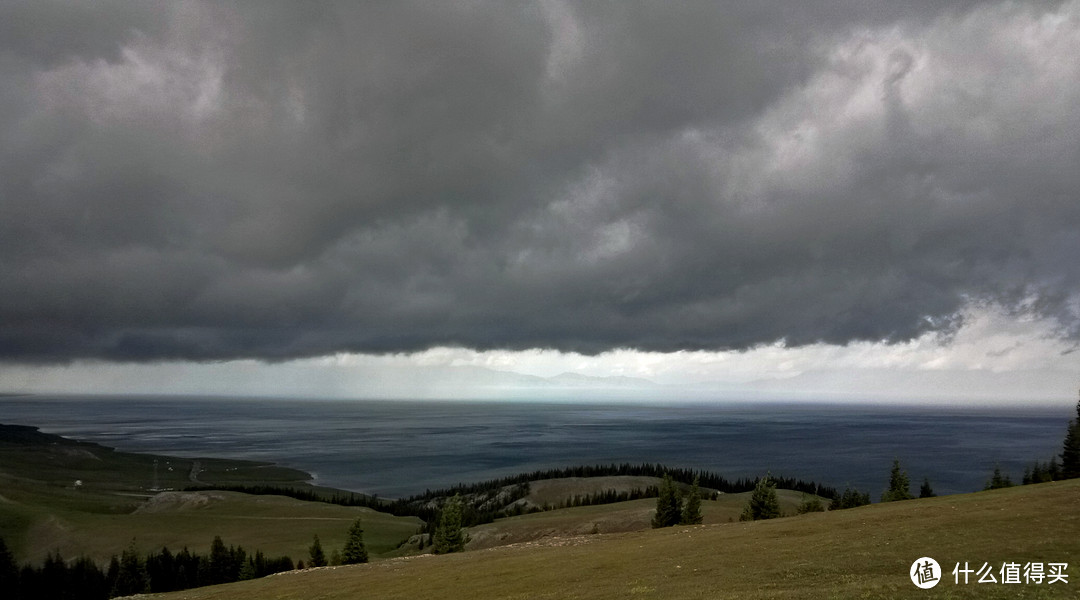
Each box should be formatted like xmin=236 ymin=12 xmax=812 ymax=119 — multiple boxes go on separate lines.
xmin=0 ymin=395 xmax=1071 ymax=498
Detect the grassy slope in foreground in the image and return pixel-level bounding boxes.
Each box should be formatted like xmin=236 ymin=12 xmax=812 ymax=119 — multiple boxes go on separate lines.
xmin=145 ymin=479 xmax=1080 ymax=600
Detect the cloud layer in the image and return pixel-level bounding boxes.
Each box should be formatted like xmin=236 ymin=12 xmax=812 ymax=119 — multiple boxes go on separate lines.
xmin=2 ymin=1 xmax=1079 ymax=362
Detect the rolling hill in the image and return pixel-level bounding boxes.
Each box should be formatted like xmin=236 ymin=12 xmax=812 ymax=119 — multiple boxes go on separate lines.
xmin=137 ymin=479 xmax=1079 ymax=599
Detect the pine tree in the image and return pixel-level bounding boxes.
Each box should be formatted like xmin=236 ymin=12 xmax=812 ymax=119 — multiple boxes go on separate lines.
xmin=740 ymin=474 xmax=781 ymax=521
xmin=433 ymin=495 xmax=469 ymax=554
xmin=112 ymin=540 xmax=149 ymax=597
xmin=679 ymin=476 xmax=703 ymax=525
xmin=40 ymin=551 xmax=67 ymax=600
xmin=105 ymin=555 xmax=120 ymax=590
xmin=919 ymin=478 xmax=936 ymax=498
xmin=985 ymin=465 xmax=1013 ymax=490
xmin=829 ymin=487 xmax=871 ymax=510
xmin=206 ymin=535 xmax=230 ymax=584
xmin=1061 ymin=395 xmax=1080 ymax=479
xmin=69 ymin=554 xmax=109 ymax=599
xmin=1048 ymin=457 xmax=1061 ymax=480
xmin=308 ymin=534 xmax=327 ymax=567
xmin=881 ymin=459 xmax=913 ymax=502
xmin=0 ymin=536 xmax=17 ymax=594
xmin=1030 ymin=461 xmax=1053 ymax=483
xmin=651 ymin=473 xmax=681 ymax=528
xmin=238 ymin=559 xmax=257 ymax=581
xmin=341 ymin=518 xmax=369 ymax=564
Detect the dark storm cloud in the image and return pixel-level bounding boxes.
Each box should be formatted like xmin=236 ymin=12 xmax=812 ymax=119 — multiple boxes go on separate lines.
xmin=1 ymin=0 xmax=1078 ymax=362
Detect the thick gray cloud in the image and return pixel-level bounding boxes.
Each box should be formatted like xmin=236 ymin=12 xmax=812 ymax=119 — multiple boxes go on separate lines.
xmin=1 ymin=0 xmax=1078 ymax=362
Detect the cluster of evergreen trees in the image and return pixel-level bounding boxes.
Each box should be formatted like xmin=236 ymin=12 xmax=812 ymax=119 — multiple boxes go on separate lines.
xmin=736 ymin=460 xmax=923 ymax=521
xmin=412 ymin=495 xmax=471 ymax=553
xmin=1063 ymin=397 xmax=1080 ymax=479
xmin=985 ymin=465 xmax=1014 ymax=490
xmin=879 ymin=459 xmax=937 ymax=501
xmin=1022 ymin=459 xmax=1061 ymax=484
xmin=0 ymin=535 xmax=293 ymax=600
xmin=651 ymin=475 xmax=703 ymax=527
xmin=307 ymin=519 xmax=370 ymax=567
xmin=987 ymin=396 xmax=1080 ymax=489
xmin=554 ymin=485 xmax=668 ymax=511
xmin=829 ymin=487 xmax=872 ymax=510
xmin=1 ymin=543 xmax=110 ymax=600
xmin=1 ymin=518 xmax=373 ymax=599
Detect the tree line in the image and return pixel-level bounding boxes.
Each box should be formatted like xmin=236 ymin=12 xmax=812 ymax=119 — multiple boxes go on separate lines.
xmin=987 ymin=395 xmax=1080 ymax=489
xmin=188 ymin=462 xmax=837 ymax=528
xmin=0 ymin=535 xmax=293 ymax=600
xmin=400 ymin=462 xmax=836 ymax=501
xmin=0 ymin=516 xmax=373 ymax=600
xmin=731 ymin=397 xmax=1080 ymax=525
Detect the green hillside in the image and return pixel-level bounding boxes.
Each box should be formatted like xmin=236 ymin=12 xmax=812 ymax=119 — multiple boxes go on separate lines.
xmin=468 ymin=486 xmax=815 ymax=550
xmin=0 ymin=424 xmax=420 ymax=563
xmin=140 ymin=479 xmax=1079 ymax=600
xmin=5 ymin=423 xmax=1078 ymax=599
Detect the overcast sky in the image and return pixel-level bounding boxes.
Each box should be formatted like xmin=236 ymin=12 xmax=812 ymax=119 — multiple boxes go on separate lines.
xmin=1 ymin=1 xmax=1078 ymax=404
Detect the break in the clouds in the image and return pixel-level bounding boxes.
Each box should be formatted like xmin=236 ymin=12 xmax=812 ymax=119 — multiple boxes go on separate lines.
xmin=1 ymin=1 xmax=1079 ymax=364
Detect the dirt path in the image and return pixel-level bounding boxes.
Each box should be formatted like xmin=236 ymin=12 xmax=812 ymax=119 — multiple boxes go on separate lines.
xmin=189 ymin=460 xmax=204 ymax=484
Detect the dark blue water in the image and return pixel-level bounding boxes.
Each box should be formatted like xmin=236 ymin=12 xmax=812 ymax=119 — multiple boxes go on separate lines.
xmin=0 ymin=395 xmax=1071 ymax=498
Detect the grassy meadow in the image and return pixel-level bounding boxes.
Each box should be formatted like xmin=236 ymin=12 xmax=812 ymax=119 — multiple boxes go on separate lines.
xmin=468 ymin=487 xmax=814 ymax=550
xmin=138 ymin=479 xmax=1080 ymax=600
xmin=0 ymin=424 xmax=420 ymax=563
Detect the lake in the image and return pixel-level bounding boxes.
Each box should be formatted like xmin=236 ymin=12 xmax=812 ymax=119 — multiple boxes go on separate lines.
xmin=0 ymin=395 xmax=1071 ymax=498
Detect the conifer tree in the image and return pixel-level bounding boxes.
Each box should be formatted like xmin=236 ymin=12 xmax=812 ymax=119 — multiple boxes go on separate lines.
xmin=919 ymin=478 xmax=936 ymax=498
xmin=0 ymin=536 xmax=17 ymax=593
xmin=341 ymin=518 xmax=369 ymax=564
xmin=1061 ymin=395 xmax=1080 ymax=479
xmin=238 ymin=559 xmax=257 ymax=581
xmin=308 ymin=534 xmax=327 ymax=567
xmin=985 ymin=465 xmax=1013 ymax=490
xmin=829 ymin=487 xmax=871 ymax=510
xmin=679 ymin=476 xmax=704 ymax=525
xmin=1030 ymin=461 xmax=1052 ymax=483
xmin=740 ymin=474 xmax=781 ymax=521
xmin=433 ymin=495 xmax=469 ymax=554
xmin=1048 ymin=457 xmax=1061 ymax=480
xmin=881 ymin=459 xmax=913 ymax=502
xmin=38 ymin=551 xmax=67 ymax=600
xmin=112 ymin=540 xmax=149 ymax=597
xmin=105 ymin=555 xmax=120 ymax=589
xmin=651 ymin=473 xmax=681 ymax=528
xmin=69 ymin=554 xmax=109 ymax=598
xmin=206 ymin=535 xmax=230 ymax=584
